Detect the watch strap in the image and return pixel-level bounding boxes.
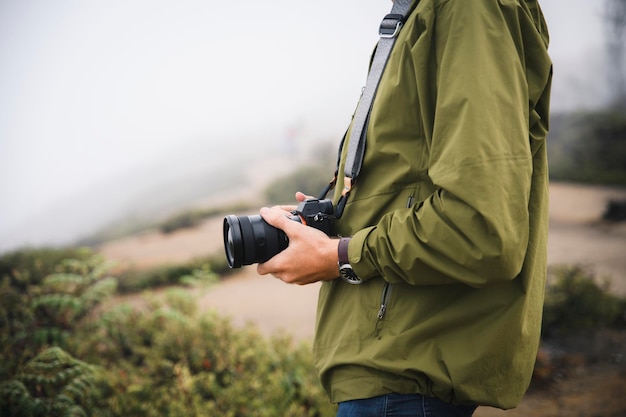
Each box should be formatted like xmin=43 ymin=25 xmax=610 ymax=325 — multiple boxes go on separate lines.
xmin=338 ymin=237 xmax=351 ymax=265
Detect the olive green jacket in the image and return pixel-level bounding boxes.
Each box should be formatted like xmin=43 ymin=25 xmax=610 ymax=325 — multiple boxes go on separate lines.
xmin=314 ymin=0 xmax=552 ymax=409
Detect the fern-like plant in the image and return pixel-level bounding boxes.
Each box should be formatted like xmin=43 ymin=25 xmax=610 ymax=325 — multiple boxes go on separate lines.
xmin=1 ymin=251 xmax=116 ymax=381
xmin=0 ymin=347 xmax=107 ymax=417
xmin=29 ymin=257 xmax=117 ymax=349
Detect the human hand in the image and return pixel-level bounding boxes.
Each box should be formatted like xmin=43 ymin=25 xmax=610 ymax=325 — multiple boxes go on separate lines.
xmin=256 ymin=193 xmax=339 ymax=285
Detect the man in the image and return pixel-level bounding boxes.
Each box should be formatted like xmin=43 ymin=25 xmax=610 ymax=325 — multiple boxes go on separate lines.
xmin=257 ymin=0 xmax=552 ymax=415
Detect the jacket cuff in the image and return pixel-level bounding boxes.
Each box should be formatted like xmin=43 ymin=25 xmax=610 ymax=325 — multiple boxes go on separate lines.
xmin=348 ymin=226 xmax=378 ymax=281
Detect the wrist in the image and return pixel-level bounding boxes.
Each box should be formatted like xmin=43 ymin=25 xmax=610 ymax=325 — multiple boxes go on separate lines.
xmin=321 ymin=238 xmax=341 ymax=281
xmin=337 ymin=237 xmax=363 ymax=284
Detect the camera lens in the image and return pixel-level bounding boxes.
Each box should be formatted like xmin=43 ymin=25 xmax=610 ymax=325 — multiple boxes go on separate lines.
xmin=224 ymin=222 xmax=239 ymax=267
xmin=223 ymin=214 xmax=289 ymax=268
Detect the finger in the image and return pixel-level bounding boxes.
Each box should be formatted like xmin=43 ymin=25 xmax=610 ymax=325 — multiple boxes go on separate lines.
xmin=260 ymin=206 xmax=301 ymax=234
xmin=257 ymin=253 xmax=285 ymax=278
xmin=295 ymin=191 xmax=315 ymax=202
xmin=256 ymin=261 xmax=272 ymax=276
xmin=277 ymin=204 xmax=297 ymax=212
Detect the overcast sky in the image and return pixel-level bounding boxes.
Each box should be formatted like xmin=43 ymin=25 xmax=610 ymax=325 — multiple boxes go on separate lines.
xmin=0 ymin=0 xmax=609 ymax=251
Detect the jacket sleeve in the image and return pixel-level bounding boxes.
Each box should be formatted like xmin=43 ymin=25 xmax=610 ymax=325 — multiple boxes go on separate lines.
xmin=351 ymin=0 xmax=542 ymax=287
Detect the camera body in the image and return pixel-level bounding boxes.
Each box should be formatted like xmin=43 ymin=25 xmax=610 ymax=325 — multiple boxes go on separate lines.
xmin=291 ymin=198 xmax=335 ymax=236
xmin=223 ymin=199 xmax=335 ymax=268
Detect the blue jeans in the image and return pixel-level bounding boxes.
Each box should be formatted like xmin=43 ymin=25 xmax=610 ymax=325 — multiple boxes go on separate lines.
xmin=336 ymin=393 xmax=476 ymax=417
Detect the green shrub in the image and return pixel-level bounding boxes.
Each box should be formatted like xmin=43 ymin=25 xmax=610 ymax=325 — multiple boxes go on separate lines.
xmin=0 ymin=347 xmax=109 ymax=417
xmin=548 ymin=110 xmax=626 ymax=185
xmin=0 ymin=250 xmax=116 ymax=381
xmin=542 ymin=264 xmax=626 ymax=337
xmin=1 ymin=249 xmax=336 ymax=416
xmin=0 ymin=247 xmax=94 ymax=290
xmin=73 ymin=293 xmax=335 ymax=416
xmin=115 ymin=257 xmax=221 ymax=294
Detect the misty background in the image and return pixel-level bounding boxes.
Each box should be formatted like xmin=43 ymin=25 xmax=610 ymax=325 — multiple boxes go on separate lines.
xmin=0 ymin=0 xmax=612 ymax=252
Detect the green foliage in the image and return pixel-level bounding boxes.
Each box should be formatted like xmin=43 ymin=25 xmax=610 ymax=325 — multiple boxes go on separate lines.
xmin=0 ymin=249 xmax=117 ymax=381
xmin=73 ymin=297 xmax=334 ymax=416
xmin=542 ymin=265 xmax=626 ymax=337
xmin=548 ymin=110 xmax=626 ymax=185
xmin=1 ymin=248 xmax=336 ymax=416
xmin=115 ymin=257 xmax=221 ymax=294
xmin=6 ymin=248 xmax=626 ymax=416
xmin=0 ymin=247 xmax=94 ymax=290
xmin=0 ymin=347 xmax=108 ymax=417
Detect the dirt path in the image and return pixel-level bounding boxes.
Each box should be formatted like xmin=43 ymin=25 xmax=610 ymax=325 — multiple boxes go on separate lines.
xmin=195 ymin=270 xmax=320 ymax=341
xmin=546 ymin=183 xmax=626 ymax=294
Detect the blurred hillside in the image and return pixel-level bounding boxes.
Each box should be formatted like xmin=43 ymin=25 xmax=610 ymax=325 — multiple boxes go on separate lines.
xmin=0 ymin=129 xmax=331 ymax=253
xmin=549 ymin=109 xmax=626 ymax=185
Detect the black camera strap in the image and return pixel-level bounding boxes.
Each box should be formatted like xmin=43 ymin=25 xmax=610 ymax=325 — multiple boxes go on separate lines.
xmin=319 ymin=0 xmax=416 ymax=218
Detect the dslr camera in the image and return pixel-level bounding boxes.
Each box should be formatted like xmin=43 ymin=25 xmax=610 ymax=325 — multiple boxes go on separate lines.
xmin=223 ymin=199 xmax=335 ymax=268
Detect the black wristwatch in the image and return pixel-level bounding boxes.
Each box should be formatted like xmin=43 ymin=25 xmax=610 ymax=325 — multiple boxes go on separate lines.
xmin=338 ymin=237 xmax=363 ymax=285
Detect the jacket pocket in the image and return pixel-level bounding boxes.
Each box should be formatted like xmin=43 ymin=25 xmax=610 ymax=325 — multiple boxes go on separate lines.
xmin=374 ymin=282 xmax=393 ymax=337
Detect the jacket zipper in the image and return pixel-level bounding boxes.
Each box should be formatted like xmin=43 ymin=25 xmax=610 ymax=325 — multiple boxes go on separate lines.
xmin=374 ymin=282 xmax=392 ymax=337
xmin=377 ymin=282 xmax=393 ymax=321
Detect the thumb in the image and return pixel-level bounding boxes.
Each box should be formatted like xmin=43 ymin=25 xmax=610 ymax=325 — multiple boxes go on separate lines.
xmin=295 ymin=191 xmax=315 ymax=202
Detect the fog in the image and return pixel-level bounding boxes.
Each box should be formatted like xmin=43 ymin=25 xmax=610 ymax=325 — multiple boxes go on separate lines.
xmin=0 ymin=0 xmax=609 ymax=252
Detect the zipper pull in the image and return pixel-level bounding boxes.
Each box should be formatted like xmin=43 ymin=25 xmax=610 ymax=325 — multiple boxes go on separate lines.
xmin=377 ymin=303 xmax=387 ymax=320
xmin=377 ymin=282 xmax=392 ymax=322
xmin=407 ymin=192 xmax=415 ymax=208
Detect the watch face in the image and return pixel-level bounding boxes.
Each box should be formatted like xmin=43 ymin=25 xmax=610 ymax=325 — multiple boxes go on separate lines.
xmin=339 ymin=264 xmax=363 ymax=284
